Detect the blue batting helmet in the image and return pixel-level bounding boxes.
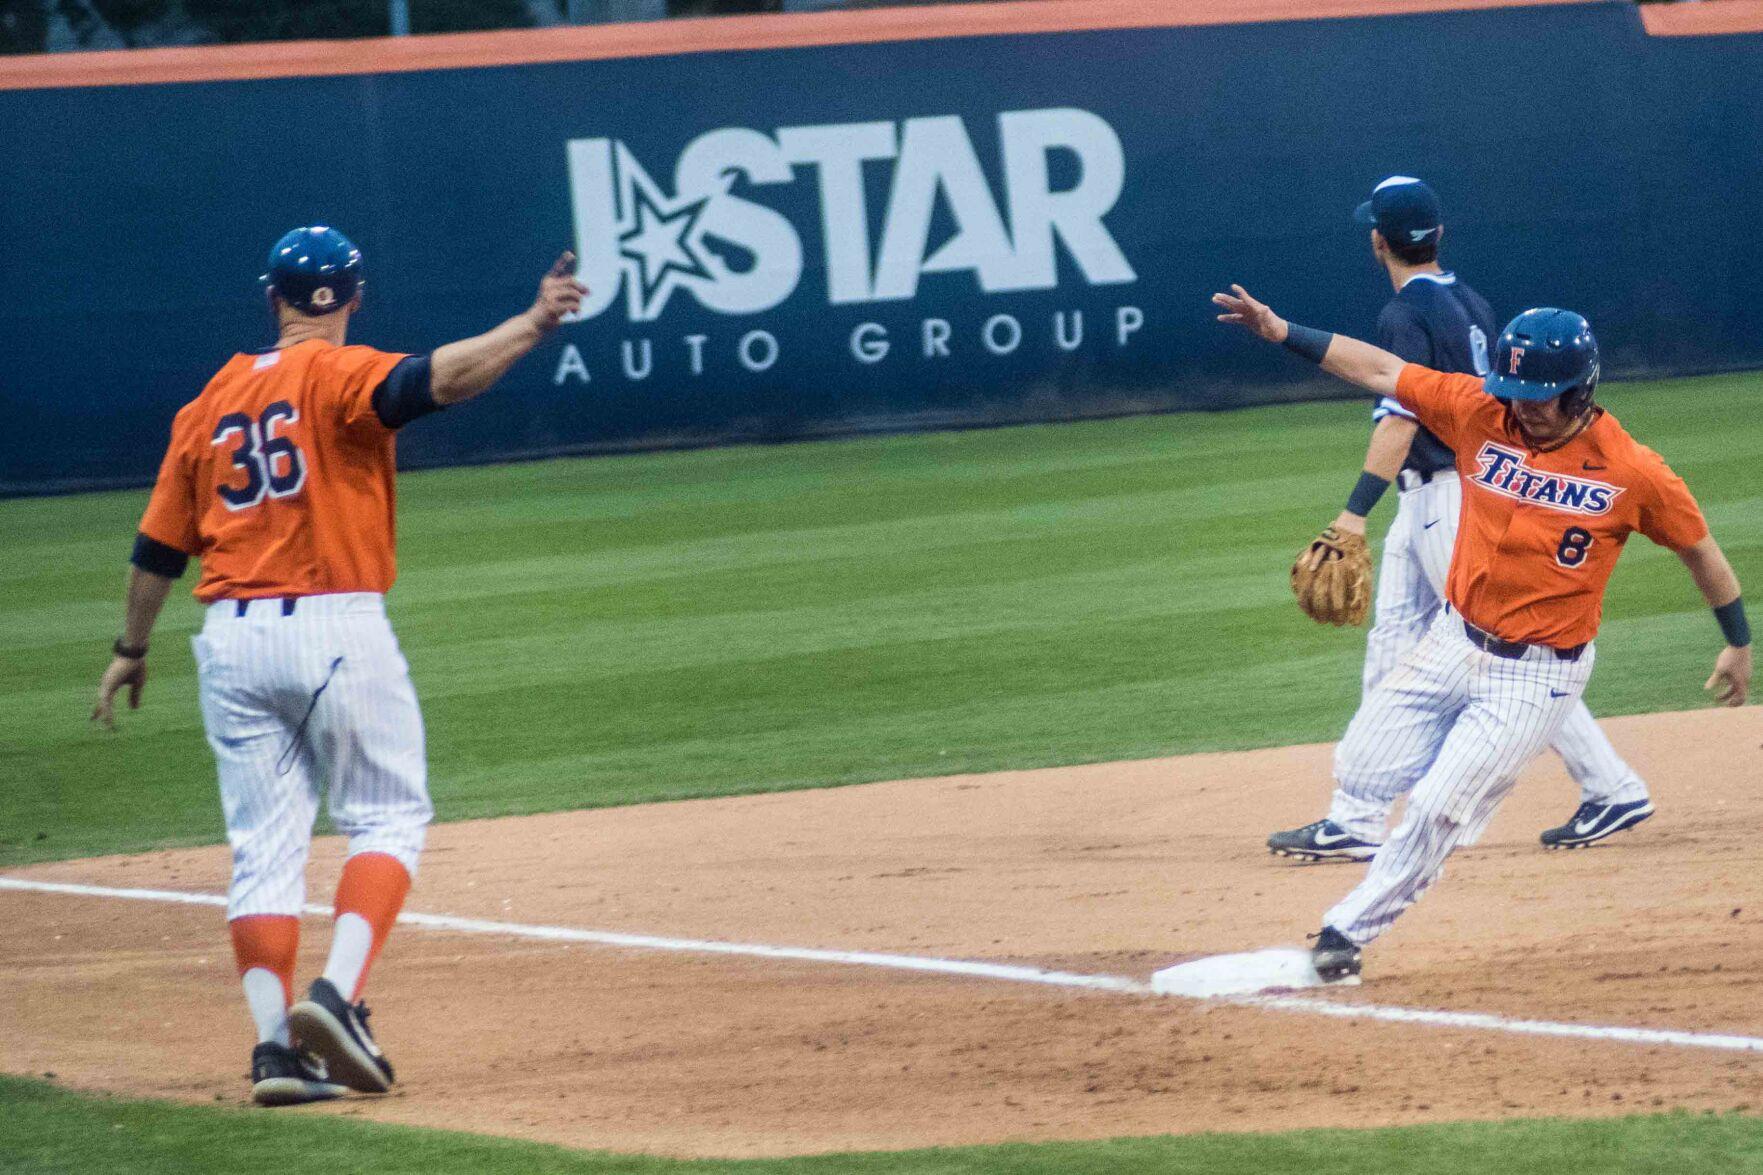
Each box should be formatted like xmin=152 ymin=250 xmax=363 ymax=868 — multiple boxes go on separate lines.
xmin=1483 ymin=308 xmax=1600 ymax=409
xmin=262 ymin=226 xmax=362 ymax=315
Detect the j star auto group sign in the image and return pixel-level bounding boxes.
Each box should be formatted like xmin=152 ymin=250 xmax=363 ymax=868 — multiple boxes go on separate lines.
xmin=553 ymin=107 xmax=1144 ymax=385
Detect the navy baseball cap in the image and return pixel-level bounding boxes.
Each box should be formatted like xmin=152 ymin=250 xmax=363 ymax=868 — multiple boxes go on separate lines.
xmin=1353 ymin=176 xmax=1443 ymax=250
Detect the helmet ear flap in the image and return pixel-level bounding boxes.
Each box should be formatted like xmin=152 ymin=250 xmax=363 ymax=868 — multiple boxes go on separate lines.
xmin=1563 ymin=361 xmax=1599 ymax=416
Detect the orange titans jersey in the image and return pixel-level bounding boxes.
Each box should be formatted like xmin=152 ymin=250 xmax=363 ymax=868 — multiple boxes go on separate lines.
xmin=139 ymin=339 xmax=410 ymax=603
xmin=1395 ymin=365 xmax=1708 ymax=649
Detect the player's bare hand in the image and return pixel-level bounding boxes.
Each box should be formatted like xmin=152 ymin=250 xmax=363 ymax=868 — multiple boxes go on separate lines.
xmin=1705 ymin=644 xmax=1752 ymax=708
xmin=91 ymin=654 xmax=147 ymax=730
xmin=1213 ymin=284 xmax=1289 ymax=344
xmin=526 ymin=251 xmax=588 ymax=333
xmin=1330 ymin=510 xmax=1368 ymax=538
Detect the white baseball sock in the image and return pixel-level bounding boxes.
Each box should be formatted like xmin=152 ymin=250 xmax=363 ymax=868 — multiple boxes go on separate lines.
xmin=321 ymin=912 xmax=374 ymax=1001
xmin=241 ymin=968 xmax=291 ymax=1047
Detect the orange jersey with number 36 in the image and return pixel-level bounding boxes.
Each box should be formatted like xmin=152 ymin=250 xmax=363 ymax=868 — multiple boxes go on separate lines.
xmin=1394 ymin=365 xmax=1708 ymax=649
xmin=138 ymin=339 xmax=410 ymax=603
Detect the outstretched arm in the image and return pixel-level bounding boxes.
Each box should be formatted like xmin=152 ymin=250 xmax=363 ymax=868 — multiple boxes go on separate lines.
xmin=430 ymin=253 xmax=588 ymax=406
xmin=1212 ymin=285 xmax=1407 ymax=399
xmin=1675 ymin=534 xmax=1751 ymax=707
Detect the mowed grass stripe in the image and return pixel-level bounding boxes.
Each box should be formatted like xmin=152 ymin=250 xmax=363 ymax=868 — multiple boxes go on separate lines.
xmin=3 ymin=1076 xmax=1762 ymax=1175
xmin=2 ymin=374 xmax=1757 ymax=865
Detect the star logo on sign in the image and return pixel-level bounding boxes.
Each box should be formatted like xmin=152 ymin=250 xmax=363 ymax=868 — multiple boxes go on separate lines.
xmin=617 ymin=181 xmax=713 ymax=305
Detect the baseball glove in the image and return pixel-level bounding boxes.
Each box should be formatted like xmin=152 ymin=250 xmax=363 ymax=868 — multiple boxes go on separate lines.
xmin=1291 ymin=526 xmax=1372 ymax=626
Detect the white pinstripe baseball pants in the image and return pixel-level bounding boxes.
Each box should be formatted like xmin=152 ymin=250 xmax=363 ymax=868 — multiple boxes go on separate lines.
xmin=1328 ymin=473 xmax=1644 ymax=842
xmin=193 ymin=593 xmax=431 ymax=920
xmin=1325 ymin=610 xmax=1595 ymax=944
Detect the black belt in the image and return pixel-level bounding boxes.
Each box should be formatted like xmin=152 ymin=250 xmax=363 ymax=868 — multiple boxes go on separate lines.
xmin=1398 ymin=468 xmax=1450 ymax=491
xmin=231 ymin=598 xmax=300 ymax=617
xmin=1462 ymin=617 xmax=1585 ymax=662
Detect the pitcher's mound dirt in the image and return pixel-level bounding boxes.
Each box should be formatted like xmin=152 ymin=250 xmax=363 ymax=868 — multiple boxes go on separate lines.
xmin=4 ymin=707 xmax=1761 ymax=1157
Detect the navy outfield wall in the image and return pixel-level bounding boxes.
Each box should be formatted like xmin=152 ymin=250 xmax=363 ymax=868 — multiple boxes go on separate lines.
xmin=1 ymin=0 xmax=1760 ymax=494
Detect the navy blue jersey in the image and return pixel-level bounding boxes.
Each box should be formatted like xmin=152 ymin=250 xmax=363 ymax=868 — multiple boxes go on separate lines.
xmin=1371 ymin=272 xmax=1499 ymax=476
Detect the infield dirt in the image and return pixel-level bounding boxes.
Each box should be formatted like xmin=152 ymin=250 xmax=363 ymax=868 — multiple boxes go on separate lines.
xmin=3 ymin=707 xmax=1761 ymax=1158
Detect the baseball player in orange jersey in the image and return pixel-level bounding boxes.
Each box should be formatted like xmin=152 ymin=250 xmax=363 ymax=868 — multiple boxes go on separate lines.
xmin=91 ymin=226 xmax=587 ymax=1104
xmin=1268 ymin=177 xmax=1653 ymax=862
xmin=1214 ymin=284 xmax=1751 ymax=982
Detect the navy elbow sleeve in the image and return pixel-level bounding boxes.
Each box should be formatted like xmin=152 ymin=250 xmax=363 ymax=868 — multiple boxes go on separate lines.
xmin=131 ymin=532 xmax=189 ymax=579
xmin=371 ymin=355 xmax=441 ymax=429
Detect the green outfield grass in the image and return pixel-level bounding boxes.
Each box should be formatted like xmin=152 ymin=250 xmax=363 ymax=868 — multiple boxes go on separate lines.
xmin=2 ymin=1075 xmax=1760 ymax=1175
xmin=3 ymin=373 xmax=1759 ymax=867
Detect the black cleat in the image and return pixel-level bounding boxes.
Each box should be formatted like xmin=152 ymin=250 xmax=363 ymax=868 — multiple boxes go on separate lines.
xmin=1268 ymin=819 xmax=1381 ymax=863
xmin=1311 ymin=926 xmax=1362 ymax=984
xmin=1540 ymin=800 xmax=1654 ymax=850
xmin=250 ymin=1041 xmax=346 ymax=1107
xmin=289 ymin=978 xmax=395 ymax=1093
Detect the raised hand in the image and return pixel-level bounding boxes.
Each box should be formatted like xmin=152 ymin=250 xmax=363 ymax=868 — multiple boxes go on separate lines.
xmin=1212 ymin=284 xmax=1289 ymax=344
xmin=527 ymin=252 xmax=588 ymax=333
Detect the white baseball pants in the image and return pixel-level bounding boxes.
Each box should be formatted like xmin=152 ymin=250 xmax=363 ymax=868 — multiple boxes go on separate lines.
xmin=193 ymin=593 xmax=431 ymax=919
xmin=1328 ymin=472 xmax=1644 ymax=842
xmin=1324 ymin=610 xmax=1596 ymax=945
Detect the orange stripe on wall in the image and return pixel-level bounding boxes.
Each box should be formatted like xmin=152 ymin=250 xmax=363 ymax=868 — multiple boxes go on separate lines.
xmin=1641 ymin=0 xmax=1763 ymax=36
xmin=0 ymin=0 xmax=1595 ymax=92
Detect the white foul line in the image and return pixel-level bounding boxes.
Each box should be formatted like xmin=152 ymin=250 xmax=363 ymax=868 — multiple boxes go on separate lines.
xmin=5 ymin=875 xmax=1762 ymax=1055
xmin=0 ymin=877 xmax=1142 ymax=995
xmin=1242 ymin=993 xmax=1763 ymax=1053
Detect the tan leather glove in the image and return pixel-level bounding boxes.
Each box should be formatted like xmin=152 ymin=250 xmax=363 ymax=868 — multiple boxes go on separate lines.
xmin=1291 ymin=526 xmax=1373 ymax=626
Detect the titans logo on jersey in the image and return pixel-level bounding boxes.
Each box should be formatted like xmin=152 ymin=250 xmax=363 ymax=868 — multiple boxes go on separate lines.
xmin=1470 ymin=443 xmax=1623 ymax=515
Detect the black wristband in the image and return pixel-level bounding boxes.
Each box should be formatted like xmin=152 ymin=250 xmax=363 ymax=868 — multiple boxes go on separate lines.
xmin=113 ymin=638 xmax=149 ymax=660
xmin=1281 ymin=322 xmax=1334 ymax=364
xmin=1714 ymin=598 xmax=1751 ymax=648
xmin=1345 ymin=471 xmax=1392 ymax=518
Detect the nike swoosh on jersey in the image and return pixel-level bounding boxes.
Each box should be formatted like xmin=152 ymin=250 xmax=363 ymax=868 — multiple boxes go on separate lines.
xmin=1583 ymin=462 xmax=1607 ymax=471
xmin=1549 ymin=689 xmax=1569 ymax=698
xmin=1423 ymin=520 xmax=1440 ymax=529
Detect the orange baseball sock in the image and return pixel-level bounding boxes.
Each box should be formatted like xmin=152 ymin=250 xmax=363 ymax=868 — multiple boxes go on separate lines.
xmin=230 ymin=914 xmax=299 ymax=1045
xmin=322 ymin=852 xmax=411 ymax=1001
